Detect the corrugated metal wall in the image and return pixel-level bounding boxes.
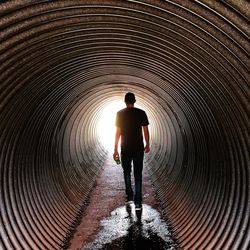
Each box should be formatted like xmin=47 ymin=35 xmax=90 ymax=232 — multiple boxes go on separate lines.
xmin=0 ymin=1 xmax=249 ymax=249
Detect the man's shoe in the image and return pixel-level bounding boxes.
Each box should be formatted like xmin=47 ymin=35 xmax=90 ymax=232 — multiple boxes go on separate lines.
xmin=126 ymin=200 xmax=133 ymax=205
xmin=135 ymin=204 xmax=142 ymax=210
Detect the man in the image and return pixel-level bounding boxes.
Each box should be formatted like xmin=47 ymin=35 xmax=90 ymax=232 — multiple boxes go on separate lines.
xmin=113 ymin=92 xmax=150 ymax=210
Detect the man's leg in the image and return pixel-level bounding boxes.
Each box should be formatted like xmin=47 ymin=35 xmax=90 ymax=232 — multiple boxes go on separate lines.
xmin=133 ymin=150 xmax=144 ymax=207
xmin=121 ymin=151 xmax=134 ymax=201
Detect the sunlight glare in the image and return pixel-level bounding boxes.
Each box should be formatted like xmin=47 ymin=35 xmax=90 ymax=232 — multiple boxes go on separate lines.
xmin=97 ymin=100 xmax=125 ymax=152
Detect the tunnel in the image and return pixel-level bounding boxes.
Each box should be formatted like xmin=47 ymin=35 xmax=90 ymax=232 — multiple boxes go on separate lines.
xmin=0 ymin=1 xmax=249 ymax=249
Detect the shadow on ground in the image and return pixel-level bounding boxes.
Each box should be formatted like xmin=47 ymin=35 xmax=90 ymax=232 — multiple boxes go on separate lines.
xmin=82 ymin=204 xmax=177 ymax=250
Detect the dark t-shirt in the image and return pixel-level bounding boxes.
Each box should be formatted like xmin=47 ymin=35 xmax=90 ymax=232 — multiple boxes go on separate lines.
xmin=115 ymin=107 xmax=149 ymax=151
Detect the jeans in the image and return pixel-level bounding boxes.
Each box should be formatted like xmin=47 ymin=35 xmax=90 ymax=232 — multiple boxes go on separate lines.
xmin=121 ymin=149 xmax=144 ymax=205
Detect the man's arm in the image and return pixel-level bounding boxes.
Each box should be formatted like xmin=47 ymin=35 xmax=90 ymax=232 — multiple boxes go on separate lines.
xmin=143 ymin=126 xmax=150 ymax=153
xmin=113 ymin=127 xmax=121 ymax=160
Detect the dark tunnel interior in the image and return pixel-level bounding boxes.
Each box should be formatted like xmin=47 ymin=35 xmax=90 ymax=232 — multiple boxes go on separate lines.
xmin=0 ymin=1 xmax=249 ymax=249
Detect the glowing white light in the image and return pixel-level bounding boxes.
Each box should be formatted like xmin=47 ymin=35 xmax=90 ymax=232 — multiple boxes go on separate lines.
xmin=97 ymin=100 xmax=125 ymax=151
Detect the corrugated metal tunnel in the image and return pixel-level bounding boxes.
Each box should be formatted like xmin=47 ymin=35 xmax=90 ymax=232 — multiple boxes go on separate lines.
xmin=0 ymin=1 xmax=249 ymax=249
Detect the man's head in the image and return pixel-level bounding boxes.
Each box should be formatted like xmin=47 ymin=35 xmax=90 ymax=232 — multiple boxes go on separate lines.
xmin=124 ymin=92 xmax=136 ymax=104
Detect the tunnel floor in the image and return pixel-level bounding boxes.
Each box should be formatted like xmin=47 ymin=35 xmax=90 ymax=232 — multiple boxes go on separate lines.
xmin=68 ymin=155 xmax=178 ymax=250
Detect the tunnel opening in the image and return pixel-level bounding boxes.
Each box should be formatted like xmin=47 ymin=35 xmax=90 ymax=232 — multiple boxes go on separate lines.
xmin=96 ymin=97 xmax=154 ymax=153
xmin=96 ymin=99 xmax=124 ymax=152
xmin=0 ymin=1 xmax=249 ymax=250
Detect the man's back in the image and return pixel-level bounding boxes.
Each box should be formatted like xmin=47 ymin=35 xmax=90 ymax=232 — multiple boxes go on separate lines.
xmin=116 ymin=107 xmax=149 ymax=151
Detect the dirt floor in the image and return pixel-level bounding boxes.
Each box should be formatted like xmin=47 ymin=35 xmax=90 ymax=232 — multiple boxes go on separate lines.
xmin=68 ymin=155 xmax=176 ymax=250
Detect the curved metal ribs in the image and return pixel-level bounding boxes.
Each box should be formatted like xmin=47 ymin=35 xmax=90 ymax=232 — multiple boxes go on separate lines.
xmin=0 ymin=1 xmax=249 ymax=249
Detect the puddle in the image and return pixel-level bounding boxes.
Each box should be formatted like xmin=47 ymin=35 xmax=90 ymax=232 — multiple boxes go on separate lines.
xmin=82 ymin=204 xmax=177 ymax=250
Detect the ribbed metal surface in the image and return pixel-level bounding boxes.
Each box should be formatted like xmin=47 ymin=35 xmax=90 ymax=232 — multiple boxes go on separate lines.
xmin=0 ymin=1 xmax=249 ymax=249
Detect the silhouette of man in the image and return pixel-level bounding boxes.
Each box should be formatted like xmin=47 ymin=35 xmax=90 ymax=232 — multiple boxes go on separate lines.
xmin=113 ymin=92 xmax=150 ymax=210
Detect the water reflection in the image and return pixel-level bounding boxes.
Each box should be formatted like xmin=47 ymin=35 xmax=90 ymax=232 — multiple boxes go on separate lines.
xmin=82 ymin=204 xmax=177 ymax=250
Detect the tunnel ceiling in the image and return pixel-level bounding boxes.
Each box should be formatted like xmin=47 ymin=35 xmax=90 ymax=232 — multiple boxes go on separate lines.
xmin=0 ymin=1 xmax=249 ymax=250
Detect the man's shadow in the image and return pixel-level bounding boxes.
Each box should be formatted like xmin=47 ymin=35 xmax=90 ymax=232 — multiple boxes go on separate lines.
xmin=82 ymin=204 xmax=176 ymax=250
xmin=102 ymin=205 xmax=172 ymax=250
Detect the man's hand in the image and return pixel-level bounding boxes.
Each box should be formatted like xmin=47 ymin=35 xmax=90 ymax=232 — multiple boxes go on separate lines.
xmin=113 ymin=150 xmax=119 ymax=161
xmin=144 ymin=144 xmax=150 ymax=153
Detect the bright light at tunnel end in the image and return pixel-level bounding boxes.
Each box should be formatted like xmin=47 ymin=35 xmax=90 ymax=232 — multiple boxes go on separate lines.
xmin=97 ymin=100 xmax=125 ymax=152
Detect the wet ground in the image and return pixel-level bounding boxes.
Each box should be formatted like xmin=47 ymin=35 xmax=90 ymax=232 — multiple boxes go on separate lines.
xmin=69 ymin=155 xmax=177 ymax=250
xmin=82 ymin=204 xmax=176 ymax=250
